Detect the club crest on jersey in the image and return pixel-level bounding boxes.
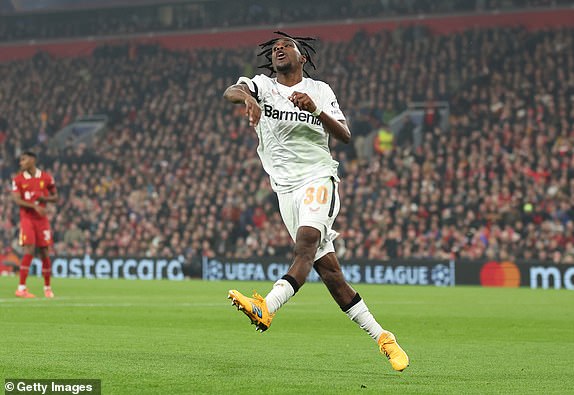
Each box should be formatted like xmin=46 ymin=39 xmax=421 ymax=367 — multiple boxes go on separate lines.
xmin=263 ymin=104 xmax=321 ymax=126
xmin=40 ymin=181 xmax=45 ymax=188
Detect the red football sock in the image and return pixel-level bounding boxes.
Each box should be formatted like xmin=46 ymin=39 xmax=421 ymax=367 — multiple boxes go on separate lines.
xmin=19 ymin=254 xmax=33 ymax=286
xmin=42 ymin=256 xmax=52 ymax=287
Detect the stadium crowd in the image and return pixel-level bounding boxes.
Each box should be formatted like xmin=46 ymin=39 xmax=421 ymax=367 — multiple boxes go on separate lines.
xmin=1 ymin=24 xmax=573 ymax=265
xmin=0 ymin=0 xmax=572 ymax=42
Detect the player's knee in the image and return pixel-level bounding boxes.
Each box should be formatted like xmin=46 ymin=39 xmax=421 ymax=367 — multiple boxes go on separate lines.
xmin=293 ymin=243 xmax=316 ymax=263
xmin=295 ymin=226 xmax=320 ymax=245
xmin=294 ymin=228 xmax=320 ymax=262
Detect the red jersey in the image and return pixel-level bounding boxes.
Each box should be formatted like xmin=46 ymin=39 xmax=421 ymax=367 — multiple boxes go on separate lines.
xmin=12 ymin=169 xmax=56 ymax=220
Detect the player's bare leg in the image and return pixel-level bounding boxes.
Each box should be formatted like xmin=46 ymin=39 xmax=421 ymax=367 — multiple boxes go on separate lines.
xmin=285 ymin=226 xmax=320 ymax=286
xmin=39 ymin=247 xmax=54 ymax=298
xmin=15 ymin=245 xmax=35 ymax=298
xmin=229 ymin=226 xmax=319 ymax=331
xmin=313 ymin=253 xmax=356 ymax=306
xmin=314 ymin=253 xmax=409 ymax=371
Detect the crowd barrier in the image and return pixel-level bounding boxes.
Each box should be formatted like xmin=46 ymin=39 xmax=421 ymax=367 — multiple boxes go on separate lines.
xmin=201 ymin=257 xmax=574 ymax=290
xmin=13 ymin=254 xmax=572 ymax=290
xmin=201 ymin=256 xmax=456 ymax=286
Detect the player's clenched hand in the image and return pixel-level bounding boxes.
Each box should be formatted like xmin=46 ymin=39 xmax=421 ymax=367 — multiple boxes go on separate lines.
xmin=288 ymin=91 xmax=317 ymax=114
xmin=244 ymin=96 xmax=261 ymax=127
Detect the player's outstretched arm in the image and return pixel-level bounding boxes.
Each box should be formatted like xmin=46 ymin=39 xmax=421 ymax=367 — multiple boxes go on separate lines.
xmin=223 ymin=83 xmax=261 ymax=127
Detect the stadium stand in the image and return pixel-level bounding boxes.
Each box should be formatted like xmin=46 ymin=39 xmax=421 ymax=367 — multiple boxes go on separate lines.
xmin=1 ymin=23 xmax=573 ymax=264
xmin=0 ymin=0 xmax=572 ymax=41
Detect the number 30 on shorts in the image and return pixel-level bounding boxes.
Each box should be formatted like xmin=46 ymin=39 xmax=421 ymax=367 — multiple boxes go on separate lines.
xmin=304 ymin=186 xmax=329 ymax=205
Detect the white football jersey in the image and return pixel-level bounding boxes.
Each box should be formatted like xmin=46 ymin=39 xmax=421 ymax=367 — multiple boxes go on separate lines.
xmin=237 ymin=74 xmax=346 ymax=193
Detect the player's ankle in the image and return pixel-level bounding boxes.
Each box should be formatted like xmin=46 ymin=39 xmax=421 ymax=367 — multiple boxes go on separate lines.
xmin=18 ymin=284 xmax=27 ymax=291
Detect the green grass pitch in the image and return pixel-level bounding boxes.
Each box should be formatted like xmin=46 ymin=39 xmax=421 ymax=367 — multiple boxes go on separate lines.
xmin=1 ymin=276 xmax=573 ymax=394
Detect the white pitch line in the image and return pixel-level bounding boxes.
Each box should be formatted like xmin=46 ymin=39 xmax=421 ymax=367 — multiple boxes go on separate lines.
xmin=0 ymin=302 xmax=227 ymax=308
xmin=0 ymin=297 xmax=74 ymax=302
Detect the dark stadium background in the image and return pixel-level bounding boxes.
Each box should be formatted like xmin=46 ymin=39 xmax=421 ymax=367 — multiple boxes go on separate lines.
xmin=1 ymin=0 xmax=573 ymax=289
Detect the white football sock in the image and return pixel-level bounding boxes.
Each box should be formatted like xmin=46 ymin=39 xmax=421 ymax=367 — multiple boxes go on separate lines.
xmin=345 ymin=299 xmax=385 ymax=341
xmin=265 ymin=279 xmax=295 ymax=314
xmin=18 ymin=284 xmax=26 ymax=291
xmin=44 ymin=286 xmax=51 ymax=291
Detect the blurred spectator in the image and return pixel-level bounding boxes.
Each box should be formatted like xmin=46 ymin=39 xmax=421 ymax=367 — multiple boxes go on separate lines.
xmin=373 ymin=123 xmax=394 ymax=155
xmin=350 ymin=109 xmax=374 ymax=163
xmin=396 ymin=116 xmax=415 ymax=148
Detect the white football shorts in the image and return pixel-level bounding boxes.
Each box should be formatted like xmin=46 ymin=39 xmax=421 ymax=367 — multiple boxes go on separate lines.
xmin=277 ymin=176 xmax=341 ymax=261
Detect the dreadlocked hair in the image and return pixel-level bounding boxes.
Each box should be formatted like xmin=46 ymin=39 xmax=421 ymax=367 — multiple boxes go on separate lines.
xmin=258 ymin=31 xmax=317 ymax=77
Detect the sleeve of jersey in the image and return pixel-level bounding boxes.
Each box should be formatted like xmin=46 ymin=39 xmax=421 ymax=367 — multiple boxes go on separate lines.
xmin=11 ymin=178 xmax=20 ymax=193
xmin=47 ymin=174 xmax=57 ymax=192
xmin=236 ymin=74 xmax=266 ymax=103
xmin=321 ymin=84 xmax=346 ymax=121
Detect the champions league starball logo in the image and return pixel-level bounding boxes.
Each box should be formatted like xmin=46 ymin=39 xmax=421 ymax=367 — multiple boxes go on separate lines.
xmin=203 ymin=258 xmax=456 ymax=286
xmin=431 ymin=264 xmax=453 ymax=286
xmin=204 ymin=260 xmax=224 ymax=280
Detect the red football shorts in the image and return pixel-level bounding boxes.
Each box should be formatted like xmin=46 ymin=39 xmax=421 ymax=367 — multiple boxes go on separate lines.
xmin=19 ymin=216 xmax=53 ymax=247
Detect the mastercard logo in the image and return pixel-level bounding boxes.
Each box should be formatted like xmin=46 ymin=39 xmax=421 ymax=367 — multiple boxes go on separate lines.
xmin=480 ymin=261 xmax=520 ymax=287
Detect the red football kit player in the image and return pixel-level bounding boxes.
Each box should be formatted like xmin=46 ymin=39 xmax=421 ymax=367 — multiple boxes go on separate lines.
xmin=11 ymin=151 xmax=58 ymax=298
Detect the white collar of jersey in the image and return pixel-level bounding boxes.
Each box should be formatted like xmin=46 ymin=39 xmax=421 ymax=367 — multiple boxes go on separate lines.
xmin=23 ymin=169 xmax=42 ymax=179
xmin=274 ymin=77 xmax=306 ymax=90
